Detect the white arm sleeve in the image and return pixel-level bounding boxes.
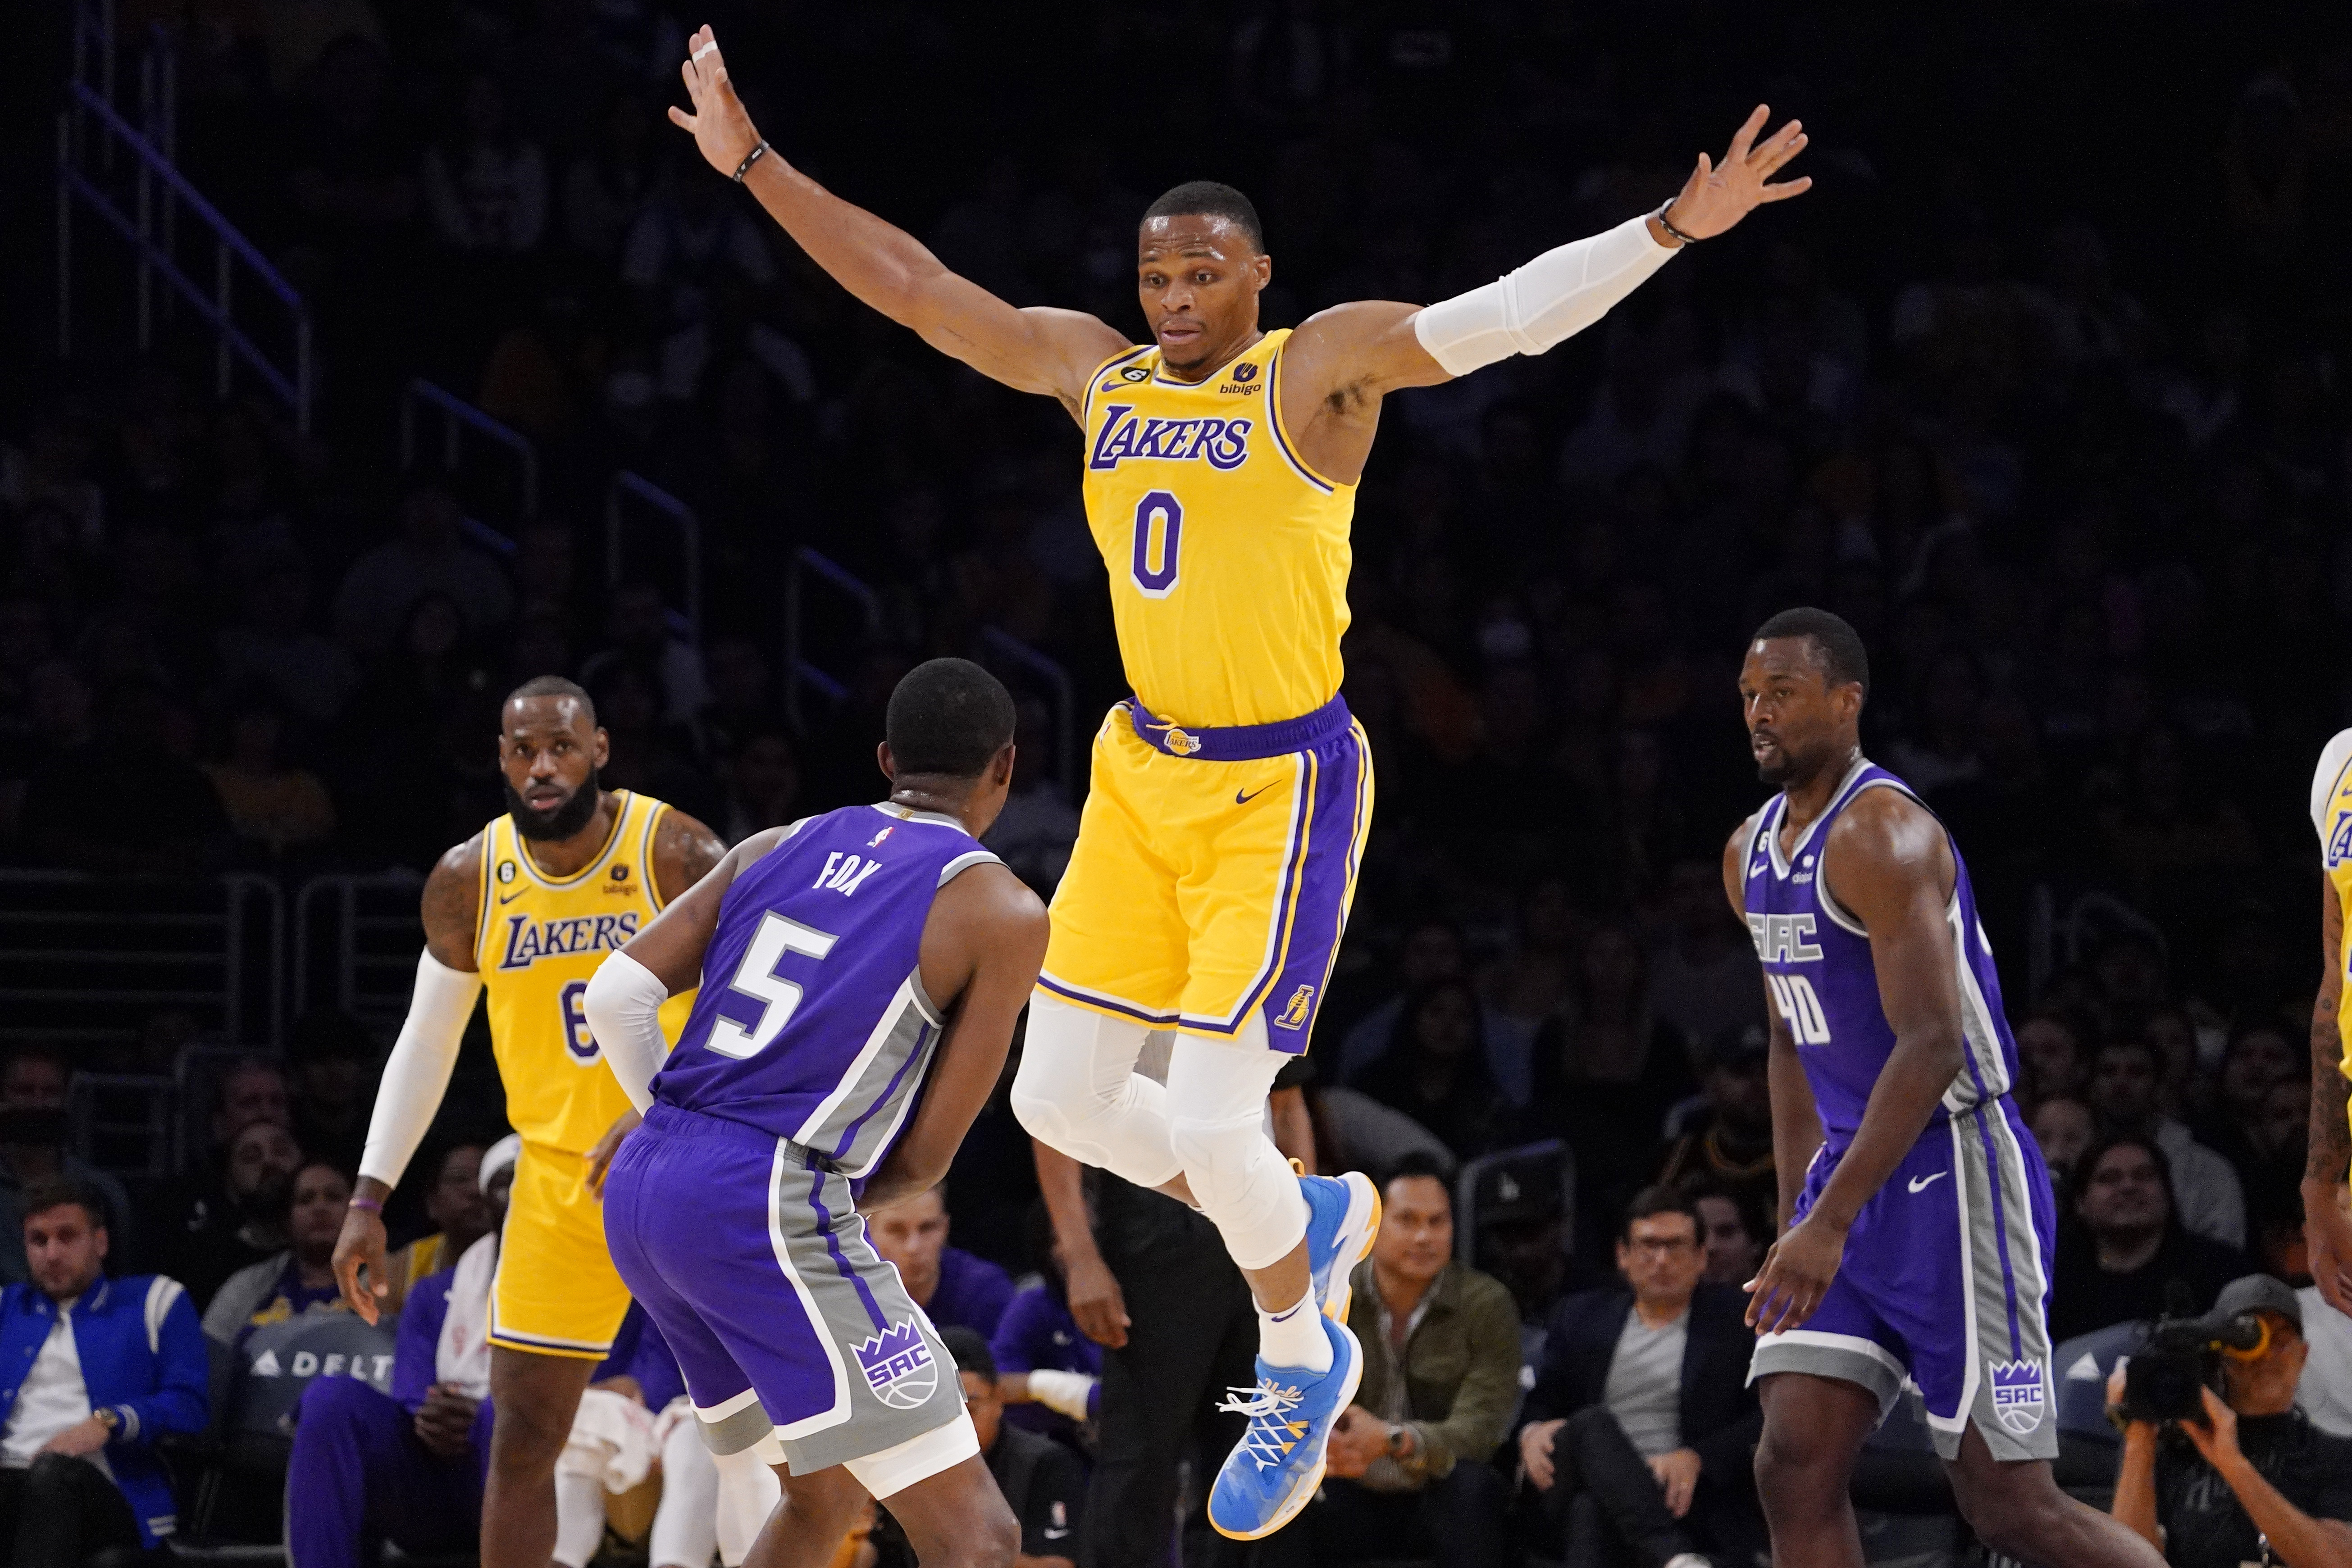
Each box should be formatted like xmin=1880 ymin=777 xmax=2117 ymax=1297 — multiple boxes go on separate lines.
xmin=1411 ymin=214 xmax=1678 ymax=377
xmin=358 ymin=950 xmax=485 ymax=1187
xmin=584 ymin=951 xmax=671 ymax=1114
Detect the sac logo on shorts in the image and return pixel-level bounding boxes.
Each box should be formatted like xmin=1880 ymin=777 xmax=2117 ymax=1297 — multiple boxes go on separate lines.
xmin=1989 ymin=1358 xmax=2047 ymax=1435
xmin=1273 ymin=985 xmax=1316 ymax=1030
xmin=854 ymin=1321 xmax=938 ymax=1409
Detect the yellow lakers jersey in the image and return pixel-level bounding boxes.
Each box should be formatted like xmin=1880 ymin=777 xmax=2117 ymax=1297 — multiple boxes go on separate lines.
xmin=1079 ymin=328 xmax=1355 ymax=728
xmin=472 ymin=791 xmax=695 ymax=1153
xmin=2316 ymin=730 xmax=2352 ymax=1084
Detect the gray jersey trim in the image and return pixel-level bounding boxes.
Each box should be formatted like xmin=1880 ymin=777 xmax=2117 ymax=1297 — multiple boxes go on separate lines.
xmin=787 ymin=974 xmax=938 ymax=1175
xmin=936 ymin=848 xmax=1001 ymax=887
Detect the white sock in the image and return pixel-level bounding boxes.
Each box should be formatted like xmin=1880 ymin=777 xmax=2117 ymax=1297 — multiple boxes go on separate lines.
xmin=1256 ymin=1286 xmax=1331 ymax=1374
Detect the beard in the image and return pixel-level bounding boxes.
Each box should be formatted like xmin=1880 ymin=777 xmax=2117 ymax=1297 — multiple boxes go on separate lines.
xmin=506 ymin=772 xmax=603 ymax=841
xmin=1756 ymin=753 xmax=1794 ymax=786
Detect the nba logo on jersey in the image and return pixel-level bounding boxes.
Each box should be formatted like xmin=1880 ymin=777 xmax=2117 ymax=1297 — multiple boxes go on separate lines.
xmin=1273 ymin=985 xmax=1315 ymax=1031
xmin=1989 ymin=1359 xmax=2047 ymax=1435
xmin=854 ymin=1322 xmax=938 ymax=1410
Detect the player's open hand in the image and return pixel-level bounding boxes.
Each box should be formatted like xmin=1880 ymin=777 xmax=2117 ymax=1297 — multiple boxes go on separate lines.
xmin=1659 ymin=105 xmax=1811 ymax=242
xmin=1744 ymin=1211 xmax=1846 ymax=1335
xmin=333 ymin=1200 xmax=391 ymax=1326
xmin=670 ymin=25 xmax=762 ymax=178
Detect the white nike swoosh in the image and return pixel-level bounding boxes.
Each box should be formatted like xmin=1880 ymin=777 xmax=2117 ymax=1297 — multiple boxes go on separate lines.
xmin=1044 ymin=1529 xmax=1070 ymax=1540
xmin=1908 ymin=1172 xmax=1949 ymax=1194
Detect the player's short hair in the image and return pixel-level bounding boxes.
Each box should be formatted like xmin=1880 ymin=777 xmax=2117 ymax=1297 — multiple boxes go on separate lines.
xmin=506 ymin=674 xmax=597 ymax=726
xmin=1142 ymin=181 xmax=1265 ymax=253
xmin=1620 ymin=1184 xmax=1704 ymax=1244
xmin=884 ymin=659 xmax=1016 ymax=780
xmin=1751 ymin=607 xmax=1870 ymax=696
xmin=939 ymin=1325 xmax=997 ymax=1382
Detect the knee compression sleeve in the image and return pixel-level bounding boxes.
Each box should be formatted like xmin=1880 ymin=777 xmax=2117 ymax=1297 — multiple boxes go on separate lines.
xmin=1164 ymin=1022 xmax=1306 ymax=1272
xmin=1009 ymin=993 xmax=1184 ymax=1189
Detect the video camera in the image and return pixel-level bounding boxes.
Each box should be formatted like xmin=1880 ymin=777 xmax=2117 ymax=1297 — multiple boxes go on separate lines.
xmin=2115 ymin=1297 xmax=2275 ymax=1426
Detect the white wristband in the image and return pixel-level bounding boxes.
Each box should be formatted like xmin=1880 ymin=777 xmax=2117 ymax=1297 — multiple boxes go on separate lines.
xmin=359 ymin=951 xmax=484 ymax=1188
xmin=1411 ymin=214 xmax=1677 ymax=377
xmin=1022 ymin=1369 xmax=1097 ymax=1422
xmin=584 ymin=951 xmax=673 ymax=1113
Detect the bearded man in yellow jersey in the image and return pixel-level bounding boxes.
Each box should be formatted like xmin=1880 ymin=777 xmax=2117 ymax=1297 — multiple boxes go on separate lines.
xmin=2303 ymin=729 xmax=2352 ymax=1320
xmin=669 ymin=24 xmax=1807 ymax=1540
xmin=330 ymin=676 xmax=725 ymax=1568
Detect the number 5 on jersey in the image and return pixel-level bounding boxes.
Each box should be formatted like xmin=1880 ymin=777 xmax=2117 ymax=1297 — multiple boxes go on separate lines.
xmin=1767 ymin=972 xmax=1832 ymax=1045
xmin=707 ymin=912 xmax=839 ymax=1060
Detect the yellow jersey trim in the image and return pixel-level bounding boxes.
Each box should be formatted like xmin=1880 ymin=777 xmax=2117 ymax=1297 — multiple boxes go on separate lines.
xmin=639 ymin=799 xmax=672 ymax=912
xmin=1265 ymin=337 xmax=1347 ymax=494
xmin=473 ymin=826 xmax=497 ymax=966
xmin=1080 ymin=344 xmax=1150 ymax=427
xmin=514 ymin=791 xmax=635 ymax=891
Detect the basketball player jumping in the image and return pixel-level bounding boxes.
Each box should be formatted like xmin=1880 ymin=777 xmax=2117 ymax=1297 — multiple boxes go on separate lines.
xmin=668 ymin=23 xmax=1807 ymax=1536
xmin=583 ymin=659 xmax=1048 ymax=1568
xmin=2301 ymin=726 xmax=2352 ymax=1317
xmin=1729 ymin=609 xmax=2162 ymax=1568
xmin=332 ymin=677 xmax=727 ymax=1568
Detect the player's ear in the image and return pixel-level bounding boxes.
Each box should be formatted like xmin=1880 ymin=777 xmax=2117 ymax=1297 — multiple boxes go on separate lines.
xmin=993 ymin=742 xmax=1016 ymax=788
xmin=876 ymin=741 xmax=897 ymax=786
xmin=1254 ymin=251 xmax=1272 ymax=293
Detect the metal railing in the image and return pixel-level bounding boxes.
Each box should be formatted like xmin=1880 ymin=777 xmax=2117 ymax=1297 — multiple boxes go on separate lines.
xmin=0 ymin=871 xmax=283 ymax=1056
xmin=980 ymin=627 xmax=1077 ymax=799
xmin=57 ymin=81 xmax=312 ymax=432
xmin=607 ymin=472 xmax=704 ymax=641
xmin=293 ymin=873 xmax=429 ymax=1037
xmin=399 ymin=379 xmax=540 ymax=522
xmin=783 ymin=547 xmax=884 ymax=731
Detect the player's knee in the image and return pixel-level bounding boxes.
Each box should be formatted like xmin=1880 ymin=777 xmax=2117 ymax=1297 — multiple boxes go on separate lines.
xmin=1166 ymin=1111 xmax=1265 ymax=1209
xmin=1754 ymin=1423 xmax=1843 ymax=1514
xmin=951 ymin=1486 xmax=1021 ymax=1568
xmin=488 ymin=1390 xmax=576 ymax=1465
xmin=1949 ymin=1462 xmax=2061 ymax=1555
xmin=1007 ymin=1057 xmax=1079 ymax=1148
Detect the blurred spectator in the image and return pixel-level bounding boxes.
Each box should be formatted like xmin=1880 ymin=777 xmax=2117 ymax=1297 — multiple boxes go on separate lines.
xmin=1516 ymin=1186 xmax=1762 ymax=1566
xmin=331 ymin=488 xmax=515 ymax=657
xmin=205 ymin=700 xmax=338 ymax=858
xmin=379 ymin=1141 xmax=493 ymax=1315
xmin=1358 ymin=979 xmax=1513 ymax=1162
xmin=990 ymin=1207 xmax=1100 ymax=1447
xmin=578 ymin=582 xmax=710 ymax=725
xmin=19 ymin=679 xmax=232 ymax=874
xmin=287 ymin=1011 xmax=376 ymax=1169
xmin=169 ymin=1117 xmax=302 ymax=1310
xmin=1688 ymin=1183 xmax=1767 ymax=1290
xmin=564 ymin=93 xmax=663 ymax=259
xmin=422 ymin=75 xmax=549 ymax=255
xmin=1339 ymin=921 xmax=1516 ymax=1091
xmin=1525 ymin=923 xmax=1694 ymax=1220
xmin=1263 ymin=1154 xmax=1517 ymax=1568
xmin=2050 ymin=1134 xmax=2248 ymax=1343
xmin=0 ymin=1178 xmax=207 ymax=1565
xmin=0 ymin=1047 xmax=134 ymax=1285
xmin=1478 ymin=879 xmax=1582 ymax=1097
xmin=2033 ymin=1096 xmax=2096 ymax=1188
xmin=864 ymin=1186 xmax=1013 ymax=1339
xmin=203 ymin=1159 xmax=353 ymax=1345
xmin=939 ymin=1328 xmax=1087 ymax=1568
xmin=2087 ymin=1036 xmax=2247 ymax=1250
xmin=1656 ymin=1023 xmax=1778 ymax=1229
xmin=214 ymin=561 xmax=360 ymax=726
xmin=1646 ymin=859 xmax=1767 ymax=1051
xmin=2016 ymin=1011 xmax=2092 ymax=1114
xmin=718 ymin=727 xmax=802 ymax=845
xmin=982 ymin=696 xmax=1080 ymax=893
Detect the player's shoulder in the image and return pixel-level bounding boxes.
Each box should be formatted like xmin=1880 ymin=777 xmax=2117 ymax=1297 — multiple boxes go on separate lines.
xmin=2310 ymin=729 xmax=2352 ymax=843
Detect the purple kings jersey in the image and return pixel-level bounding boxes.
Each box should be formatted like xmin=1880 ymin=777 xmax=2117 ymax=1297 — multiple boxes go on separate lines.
xmin=1741 ymin=759 xmax=2018 ymax=1147
xmin=652 ymin=804 xmax=1001 ymax=1175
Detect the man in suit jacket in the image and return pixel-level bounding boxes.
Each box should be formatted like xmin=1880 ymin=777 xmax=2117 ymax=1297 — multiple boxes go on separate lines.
xmin=1517 ymin=1186 xmax=1764 ymax=1567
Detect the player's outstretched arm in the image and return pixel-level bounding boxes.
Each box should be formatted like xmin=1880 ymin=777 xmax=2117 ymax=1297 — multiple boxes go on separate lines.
xmin=669 ymin=26 xmax=1128 ymax=414
xmin=857 ymin=863 xmax=1050 ymax=1213
xmin=1280 ymin=107 xmax=1809 ymax=464
xmin=337 ymin=836 xmax=488 ymax=1323
xmin=1745 ymin=791 xmax=1962 ymax=1334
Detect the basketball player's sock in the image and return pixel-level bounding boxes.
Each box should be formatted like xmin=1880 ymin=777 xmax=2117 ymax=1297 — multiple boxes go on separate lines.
xmin=1257 ymin=1285 xmax=1332 ymax=1373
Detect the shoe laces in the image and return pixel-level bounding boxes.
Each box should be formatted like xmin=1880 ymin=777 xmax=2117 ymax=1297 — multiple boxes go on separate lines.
xmin=1217 ymin=1378 xmax=1309 ymax=1473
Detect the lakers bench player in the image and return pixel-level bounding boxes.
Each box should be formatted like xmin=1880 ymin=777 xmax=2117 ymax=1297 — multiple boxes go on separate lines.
xmin=332 ymin=675 xmax=725 ymax=1568
xmin=669 ymin=23 xmax=1806 ymax=1538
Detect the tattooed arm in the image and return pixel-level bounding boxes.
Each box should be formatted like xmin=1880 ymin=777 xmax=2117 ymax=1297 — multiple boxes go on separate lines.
xmin=2304 ymin=878 xmax=2352 ymax=1315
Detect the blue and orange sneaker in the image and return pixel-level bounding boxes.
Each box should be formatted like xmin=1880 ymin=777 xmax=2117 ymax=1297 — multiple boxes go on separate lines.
xmin=1207 ymin=1313 xmax=1363 ymax=1540
xmin=1298 ymin=1167 xmax=1380 ymax=1322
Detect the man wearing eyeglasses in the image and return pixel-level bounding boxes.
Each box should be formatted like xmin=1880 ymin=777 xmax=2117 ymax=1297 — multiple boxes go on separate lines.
xmin=1515 ymin=1186 xmax=1764 ymax=1568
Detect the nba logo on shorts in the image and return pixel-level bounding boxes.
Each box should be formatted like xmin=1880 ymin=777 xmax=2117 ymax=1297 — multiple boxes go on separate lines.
xmin=1989 ymin=1358 xmax=2047 ymax=1435
xmin=854 ymin=1321 xmax=938 ymax=1410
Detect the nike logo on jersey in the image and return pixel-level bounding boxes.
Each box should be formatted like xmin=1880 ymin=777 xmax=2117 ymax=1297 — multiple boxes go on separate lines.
xmin=499 ymin=887 xmax=528 ymax=905
xmin=1235 ymin=784 xmax=1276 ymax=806
xmin=1908 ymin=1171 xmax=1949 ymax=1194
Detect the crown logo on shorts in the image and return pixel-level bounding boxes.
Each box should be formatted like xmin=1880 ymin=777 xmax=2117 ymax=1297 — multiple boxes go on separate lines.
xmin=1988 ymin=1357 xmax=2047 ymax=1435
xmin=854 ymin=1320 xmax=939 ymax=1410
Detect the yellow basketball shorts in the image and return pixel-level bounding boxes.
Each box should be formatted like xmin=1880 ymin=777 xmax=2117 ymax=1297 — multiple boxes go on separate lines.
xmin=1039 ymin=695 xmax=1372 ymax=1050
xmin=488 ymin=1139 xmax=633 ymax=1359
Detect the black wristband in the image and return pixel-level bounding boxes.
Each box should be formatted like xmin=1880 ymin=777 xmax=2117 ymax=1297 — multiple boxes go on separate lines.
xmin=732 ymin=140 xmax=769 ymax=183
xmin=1653 ymin=200 xmax=1702 ymax=245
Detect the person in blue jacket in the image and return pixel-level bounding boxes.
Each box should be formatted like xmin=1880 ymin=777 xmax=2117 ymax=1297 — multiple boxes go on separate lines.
xmin=0 ymin=1175 xmax=210 ymax=1564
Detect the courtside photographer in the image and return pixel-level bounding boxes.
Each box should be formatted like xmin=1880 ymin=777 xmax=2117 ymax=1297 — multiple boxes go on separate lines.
xmin=2107 ymin=1276 xmax=2352 ymax=1567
